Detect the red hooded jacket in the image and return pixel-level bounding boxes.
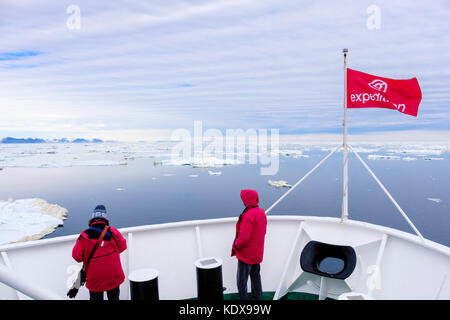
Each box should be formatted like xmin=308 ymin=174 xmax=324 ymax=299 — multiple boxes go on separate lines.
xmin=72 ymin=221 xmax=127 ymax=292
xmin=231 ymin=190 xmax=267 ymax=264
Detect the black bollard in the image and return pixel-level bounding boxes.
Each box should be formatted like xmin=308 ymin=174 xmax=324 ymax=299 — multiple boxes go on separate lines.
xmin=195 ymin=257 xmax=223 ymax=301
xmin=128 ymin=268 xmax=159 ymax=300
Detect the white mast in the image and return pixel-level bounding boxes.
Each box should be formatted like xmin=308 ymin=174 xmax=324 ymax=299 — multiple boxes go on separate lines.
xmin=341 ymin=48 xmax=349 ymax=222
xmin=264 ymin=48 xmax=425 ymax=241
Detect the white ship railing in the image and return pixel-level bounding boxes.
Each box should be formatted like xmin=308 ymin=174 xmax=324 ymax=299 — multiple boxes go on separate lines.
xmin=0 ymin=215 xmax=449 ymax=300
xmin=266 ymin=143 xmax=425 ymax=241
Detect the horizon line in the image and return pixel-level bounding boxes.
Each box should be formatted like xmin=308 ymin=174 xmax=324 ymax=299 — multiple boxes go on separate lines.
xmin=2 ymin=129 xmax=450 ymax=143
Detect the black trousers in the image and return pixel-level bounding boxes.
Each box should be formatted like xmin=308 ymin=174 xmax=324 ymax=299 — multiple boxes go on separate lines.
xmin=236 ymin=259 xmax=262 ymax=300
xmin=89 ymin=286 xmax=120 ymax=300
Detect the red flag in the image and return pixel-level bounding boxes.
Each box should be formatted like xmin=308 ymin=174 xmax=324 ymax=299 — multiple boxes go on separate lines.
xmin=347 ymin=68 xmax=422 ymax=117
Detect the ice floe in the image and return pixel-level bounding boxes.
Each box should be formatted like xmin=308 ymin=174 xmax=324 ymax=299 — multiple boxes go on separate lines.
xmin=0 ymin=198 xmax=68 ymax=245
xmin=207 ymin=170 xmax=222 ymax=176
xmin=427 ymin=198 xmax=442 ymax=203
xmin=280 ymin=141 xmax=450 ymax=157
xmin=279 ymin=150 xmax=306 ymax=157
xmin=163 ymin=156 xmax=242 ymax=168
xmin=293 ymin=154 xmax=310 ymax=159
xmin=268 ymin=180 xmax=292 ymax=188
xmin=0 ymin=142 xmax=169 ymax=169
xmin=0 ymin=141 xmax=448 ymax=169
xmin=367 ymin=155 xmax=401 ymax=160
xmin=279 ymin=149 xmax=310 ymax=159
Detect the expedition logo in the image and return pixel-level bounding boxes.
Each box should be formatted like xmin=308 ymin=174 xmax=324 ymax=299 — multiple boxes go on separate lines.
xmin=368 ymin=79 xmax=388 ymax=93
xmin=347 ymin=68 xmax=421 ymax=117
xmin=350 ymin=78 xmax=406 ymax=113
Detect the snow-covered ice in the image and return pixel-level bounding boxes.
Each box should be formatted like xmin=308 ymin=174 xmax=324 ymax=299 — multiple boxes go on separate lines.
xmin=279 ymin=149 xmax=310 ymax=159
xmin=0 ymin=142 xmax=173 ymax=169
xmin=0 ymin=141 xmax=449 ymax=170
xmin=293 ymin=154 xmax=309 ymax=159
xmin=279 ymin=150 xmax=306 ymax=157
xmin=163 ymin=156 xmax=242 ymax=168
xmin=0 ymin=198 xmax=68 ymax=245
xmin=367 ymin=155 xmax=401 ymax=160
xmin=268 ymin=180 xmax=292 ymax=188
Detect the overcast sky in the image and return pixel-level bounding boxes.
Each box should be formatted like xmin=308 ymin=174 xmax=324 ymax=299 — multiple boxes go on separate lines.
xmin=0 ymin=0 xmax=449 ymax=141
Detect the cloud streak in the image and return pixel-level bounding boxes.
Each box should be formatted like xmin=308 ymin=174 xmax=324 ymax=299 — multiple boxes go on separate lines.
xmin=0 ymin=1 xmax=449 ymax=140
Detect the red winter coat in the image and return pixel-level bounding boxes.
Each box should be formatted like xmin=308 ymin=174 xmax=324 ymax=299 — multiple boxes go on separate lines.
xmin=72 ymin=221 xmax=127 ymax=292
xmin=231 ymin=190 xmax=267 ymax=264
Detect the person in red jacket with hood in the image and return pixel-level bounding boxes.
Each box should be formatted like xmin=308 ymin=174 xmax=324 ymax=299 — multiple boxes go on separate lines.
xmin=231 ymin=189 xmax=267 ymax=300
xmin=72 ymin=205 xmax=127 ymax=300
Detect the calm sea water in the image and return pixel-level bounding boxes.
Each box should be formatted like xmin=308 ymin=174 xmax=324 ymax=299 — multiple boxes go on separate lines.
xmin=0 ymin=150 xmax=449 ymax=247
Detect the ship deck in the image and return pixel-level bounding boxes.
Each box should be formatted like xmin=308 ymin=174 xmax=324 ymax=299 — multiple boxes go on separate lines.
xmin=1 ymin=215 xmax=449 ymax=300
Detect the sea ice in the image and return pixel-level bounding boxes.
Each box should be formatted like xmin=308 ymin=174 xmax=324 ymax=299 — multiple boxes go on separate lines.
xmin=0 ymin=198 xmax=68 ymax=245
xmin=207 ymin=170 xmax=222 ymax=176
xmin=385 ymin=145 xmax=447 ymax=156
xmin=279 ymin=150 xmax=306 ymax=157
xmin=268 ymin=180 xmax=292 ymax=188
xmin=163 ymin=156 xmax=241 ymax=168
xmin=0 ymin=141 xmax=448 ymax=169
xmin=293 ymin=154 xmax=310 ymax=159
xmin=427 ymin=198 xmax=442 ymax=203
xmin=367 ymin=155 xmax=401 ymax=160
xmin=0 ymin=143 xmax=130 ymax=168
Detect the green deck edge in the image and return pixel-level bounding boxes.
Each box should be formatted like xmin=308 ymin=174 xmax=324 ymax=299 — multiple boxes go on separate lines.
xmin=188 ymin=291 xmax=334 ymax=300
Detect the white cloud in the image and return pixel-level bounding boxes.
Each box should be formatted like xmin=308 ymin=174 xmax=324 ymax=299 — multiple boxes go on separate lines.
xmin=0 ymin=0 xmax=449 ymax=140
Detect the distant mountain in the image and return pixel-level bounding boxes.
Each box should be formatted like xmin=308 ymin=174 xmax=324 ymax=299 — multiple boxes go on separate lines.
xmin=1 ymin=137 xmax=46 ymax=143
xmin=0 ymin=137 xmax=104 ymax=144
xmin=72 ymin=138 xmax=89 ymax=143
xmin=70 ymin=138 xmax=103 ymax=143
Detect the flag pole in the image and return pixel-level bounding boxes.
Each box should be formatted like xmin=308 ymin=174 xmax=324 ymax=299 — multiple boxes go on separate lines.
xmin=341 ymin=48 xmax=349 ymax=222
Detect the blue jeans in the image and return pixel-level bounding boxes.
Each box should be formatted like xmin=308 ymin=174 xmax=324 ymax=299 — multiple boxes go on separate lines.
xmin=236 ymin=259 xmax=262 ymax=300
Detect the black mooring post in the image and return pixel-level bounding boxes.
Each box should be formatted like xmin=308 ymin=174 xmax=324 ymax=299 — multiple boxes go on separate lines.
xmin=195 ymin=257 xmax=224 ymax=301
xmin=129 ymin=268 xmax=159 ymax=300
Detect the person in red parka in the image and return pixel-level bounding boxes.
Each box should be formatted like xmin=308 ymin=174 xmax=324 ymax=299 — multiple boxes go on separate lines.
xmin=72 ymin=205 xmax=127 ymax=300
xmin=231 ymin=190 xmax=267 ymax=300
